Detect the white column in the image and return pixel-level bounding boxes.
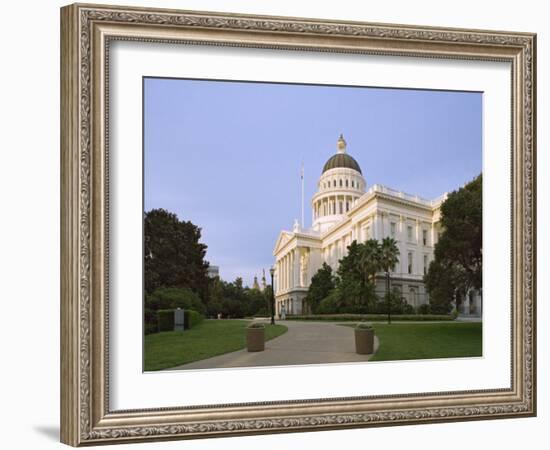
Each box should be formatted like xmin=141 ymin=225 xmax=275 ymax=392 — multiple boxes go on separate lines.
xmin=292 ymin=251 xmax=295 ymax=288
xmin=281 ymin=255 xmax=286 ymax=291
xmin=285 ymin=253 xmax=290 ymax=290
xmin=280 ymin=258 xmax=284 ymax=291
xmin=278 ymin=261 xmax=282 ymax=294
xmin=288 ymin=253 xmax=292 ymax=289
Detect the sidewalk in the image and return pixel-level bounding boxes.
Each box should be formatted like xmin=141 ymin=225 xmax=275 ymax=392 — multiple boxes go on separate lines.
xmin=165 ymin=320 xmax=378 ymax=370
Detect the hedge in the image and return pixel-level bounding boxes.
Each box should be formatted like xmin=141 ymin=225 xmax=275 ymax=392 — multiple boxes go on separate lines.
xmin=157 ymin=309 xmax=204 ymax=332
xmin=184 ymin=309 xmax=204 ymax=329
xmin=157 ymin=309 xmax=175 ymax=332
xmin=286 ymin=313 xmax=454 ymax=322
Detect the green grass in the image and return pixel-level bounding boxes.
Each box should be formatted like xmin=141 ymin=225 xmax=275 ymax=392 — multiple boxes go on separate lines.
xmin=144 ymin=320 xmax=288 ymax=371
xmin=345 ymin=322 xmax=482 ymax=362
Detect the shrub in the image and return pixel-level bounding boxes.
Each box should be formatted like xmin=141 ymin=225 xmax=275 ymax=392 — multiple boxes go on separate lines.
xmin=286 ymin=313 xmax=454 ymax=322
xmin=316 ymin=290 xmax=342 ymax=314
xmin=157 ymin=308 xmax=204 ymax=331
xmin=158 ymin=309 xmax=175 ymax=331
xmin=248 ymin=322 xmax=265 ymax=329
xmin=184 ymin=309 xmax=204 ymax=329
xmin=417 ymin=304 xmax=431 ymax=315
xmin=144 ymin=322 xmax=158 ymax=335
xmin=429 ymin=302 xmax=453 ymax=315
xmin=147 ymin=287 xmax=206 ymax=315
xmin=356 ymin=322 xmax=373 ymax=330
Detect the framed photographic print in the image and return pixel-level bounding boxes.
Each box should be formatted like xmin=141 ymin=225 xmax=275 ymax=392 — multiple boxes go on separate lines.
xmin=60 ymin=3 xmax=537 ymax=446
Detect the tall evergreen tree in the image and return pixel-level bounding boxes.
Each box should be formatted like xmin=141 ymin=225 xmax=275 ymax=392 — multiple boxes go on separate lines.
xmin=144 ymin=208 xmax=210 ymax=300
xmin=425 ymin=174 xmax=482 ymax=311
xmin=305 ymin=263 xmax=335 ymax=313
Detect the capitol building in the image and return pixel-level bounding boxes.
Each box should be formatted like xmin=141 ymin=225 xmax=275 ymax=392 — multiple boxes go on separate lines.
xmin=273 ymin=135 xmax=480 ymax=317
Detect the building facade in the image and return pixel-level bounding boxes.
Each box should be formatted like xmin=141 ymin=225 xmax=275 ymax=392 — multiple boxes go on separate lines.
xmin=273 ymin=135 xmax=481 ymax=317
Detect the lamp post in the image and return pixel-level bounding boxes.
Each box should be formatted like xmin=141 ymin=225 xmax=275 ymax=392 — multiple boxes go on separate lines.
xmin=269 ymin=266 xmax=276 ymax=325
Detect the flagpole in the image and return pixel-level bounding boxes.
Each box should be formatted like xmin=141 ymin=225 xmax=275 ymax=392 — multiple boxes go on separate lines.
xmin=301 ymin=163 xmax=304 ymax=229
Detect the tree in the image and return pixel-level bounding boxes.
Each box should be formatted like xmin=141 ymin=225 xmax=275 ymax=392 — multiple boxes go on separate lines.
xmin=336 ymin=241 xmax=368 ymax=312
xmin=357 ymin=239 xmax=382 ymax=311
xmin=423 ymin=259 xmax=456 ymax=314
xmin=379 ymin=237 xmax=400 ymax=323
xmin=146 ymin=287 xmax=205 ymax=314
xmin=425 ymin=174 xmax=482 ymax=312
xmin=144 ymin=209 xmax=210 ymax=300
xmin=358 ymin=239 xmax=382 ymax=284
xmin=305 ymin=263 xmax=335 ymax=313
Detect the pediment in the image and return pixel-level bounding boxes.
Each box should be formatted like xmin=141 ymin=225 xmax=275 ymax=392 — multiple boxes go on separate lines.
xmin=273 ymin=231 xmax=293 ymax=255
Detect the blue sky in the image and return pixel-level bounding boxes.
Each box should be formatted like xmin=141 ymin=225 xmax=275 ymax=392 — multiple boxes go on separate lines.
xmin=144 ymin=78 xmax=482 ymax=286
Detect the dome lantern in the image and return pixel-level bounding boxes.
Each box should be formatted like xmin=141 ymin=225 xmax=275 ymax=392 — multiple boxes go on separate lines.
xmin=322 ymin=134 xmax=362 ymax=174
xmin=337 ymin=133 xmax=347 ymax=153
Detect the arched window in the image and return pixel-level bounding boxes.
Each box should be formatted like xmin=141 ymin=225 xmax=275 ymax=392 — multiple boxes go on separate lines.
xmin=333 ymin=180 xmax=336 ymax=187
xmin=339 ymin=179 xmax=343 ymax=187
xmin=352 ymin=180 xmax=355 ymax=188
xmin=346 ymin=179 xmax=349 ymax=187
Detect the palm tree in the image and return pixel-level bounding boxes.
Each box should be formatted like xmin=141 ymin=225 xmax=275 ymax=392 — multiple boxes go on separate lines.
xmin=379 ymin=237 xmax=400 ymax=324
xmin=358 ymin=239 xmax=382 ymax=311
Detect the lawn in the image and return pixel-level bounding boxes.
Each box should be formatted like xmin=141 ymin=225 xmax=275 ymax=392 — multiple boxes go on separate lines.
xmin=362 ymin=322 xmax=482 ymax=362
xmin=144 ymin=319 xmax=288 ymax=371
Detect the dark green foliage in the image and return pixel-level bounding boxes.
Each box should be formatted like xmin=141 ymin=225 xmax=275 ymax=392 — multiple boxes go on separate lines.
xmin=417 ymin=304 xmax=431 ymax=315
xmin=316 ymin=289 xmax=342 ymax=314
xmin=371 ymin=288 xmax=414 ymax=315
xmin=305 ymin=263 xmax=335 ymax=313
xmin=148 ymin=287 xmax=206 ymax=314
xmin=184 ymin=309 xmax=204 ymax=329
xmin=379 ymin=237 xmax=400 ymax=323
xmin=144 ymin=307 xmax=157 ymax=334
xmin=286 ymin=314 xmax=454 ymax=322
xmin=144 ymin=209 xmax=210 ymax=298
xmin=145 ymin=287 xmax=206 ymax=334
xmin=205 ymin=276 xmax=271 ymax=318
xmin=144 ymin=322 xmax=158 ymax=335
xmin=429 ymin=301 xmax=453 ymax=315
xmin=314 ymin=238 xmax=400 ymax=315
xmin=425 ymin=174 xmax=482 ymax=311
xmin=158 ymin=309 xmax=175 ymax=332
xmin=336 ymin=241 xmax=370 ymax=312
xmin=157 ymin=308 xmax=204 ymax=332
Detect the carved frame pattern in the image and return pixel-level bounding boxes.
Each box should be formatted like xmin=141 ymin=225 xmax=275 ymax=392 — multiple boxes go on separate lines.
xmin=60 ymin=3 xmax=536 ymax=446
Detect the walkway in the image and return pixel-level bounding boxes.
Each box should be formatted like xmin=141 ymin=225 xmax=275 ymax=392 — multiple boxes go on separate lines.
xmin=166 ymin=320 xmax=379 ymax=370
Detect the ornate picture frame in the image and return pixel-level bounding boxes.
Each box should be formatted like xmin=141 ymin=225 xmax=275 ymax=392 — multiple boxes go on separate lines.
xmin=60 ymin=3 xmax=536 ymax=446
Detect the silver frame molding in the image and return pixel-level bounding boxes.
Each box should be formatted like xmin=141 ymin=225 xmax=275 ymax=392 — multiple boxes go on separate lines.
xmin=60 ymin=3 xmax=536 ymax=446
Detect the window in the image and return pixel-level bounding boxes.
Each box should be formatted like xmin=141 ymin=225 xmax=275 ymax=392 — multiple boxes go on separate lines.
xmin=407 ymin=225 xmax=413 ymax=241
xmin=346 ymin=201 xmax=349 ymax=212
xmin=333 ymin=180 xmax=336 ymax=187
xmin=407 ymin=252 xmax=413 ymax=274
xmin=339 ymin=202 xmax=343 ymax=214
xmin=351 ymin=180 xmax=355 ymax=188
xmin=422 ymin=229 xmax=428 ymax=246
xmin=390 ymin=222 xmax=396 ymax=237
xmin=345 ymin=179 xmax=349 ymax=187
xmin=423 ymin=254 xmax=428 ymax=275
xmin=339 ymin=179 xmax=343 ymax=187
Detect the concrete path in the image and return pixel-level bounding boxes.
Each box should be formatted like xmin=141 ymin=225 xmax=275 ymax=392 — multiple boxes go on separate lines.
xmin=166 ymin=320 xmax=379 ymax=371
